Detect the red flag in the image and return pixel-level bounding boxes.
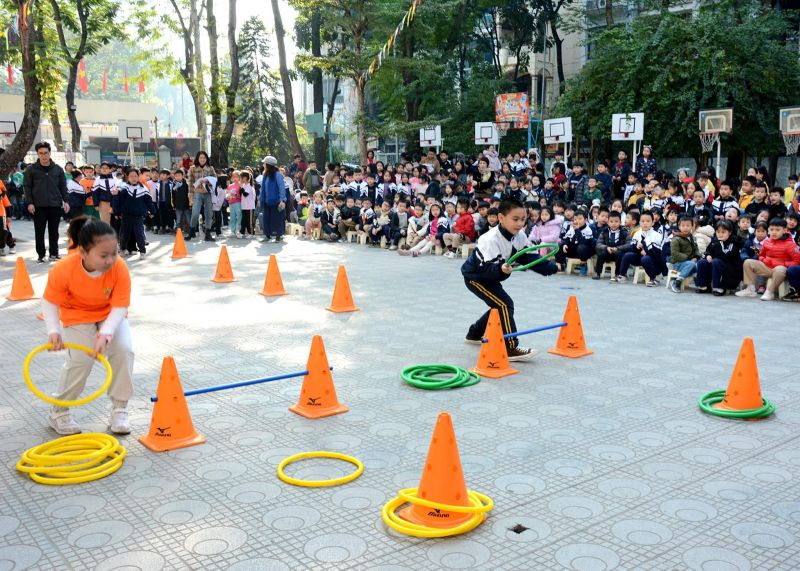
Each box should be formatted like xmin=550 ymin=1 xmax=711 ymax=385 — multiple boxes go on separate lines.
xmin=77 ymin=58 xmax=88 ymax=94
xmin=123 ymin=67 xmax=129 ymax=93
xmin=6 ymin=63 xmax=12 ymax=86
xmin=102 ymin=68 xmax=107 ymax=93
xmin=138 ymin=79 xmax=145 ymax=94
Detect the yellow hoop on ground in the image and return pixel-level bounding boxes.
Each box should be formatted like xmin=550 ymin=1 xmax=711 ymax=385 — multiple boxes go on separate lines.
xmin=16 ymin=433 xmax=127 ymax=485
xmin=276 ymin=451 xmax=363 ymax=487
xmin=381 ymin=487 xmax=494 ymax=538
xmin=23 ymin=343 xmax=113 ymax=407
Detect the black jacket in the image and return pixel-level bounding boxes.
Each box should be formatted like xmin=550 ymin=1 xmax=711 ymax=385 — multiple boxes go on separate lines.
xmin=596 ymin=227 xmax=629 ymax=254
xmin=705 ymin=236 xmax=743 ymax=289
xmin=172 ymin=181 xmax=190 ymax=210
xmin=23 ymin=161 xmax=68 ymax=207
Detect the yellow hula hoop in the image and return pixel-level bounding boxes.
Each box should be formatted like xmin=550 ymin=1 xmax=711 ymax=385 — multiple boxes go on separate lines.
xmin=381 ymin=487 xmax=494 ymax=538
xmin=16 ymin=433 xmax=126 ymax=485
xmin=23 ymin=343 xmax=113 ymax=407
xmin=276 ymin=451 xmax=364 ymax=488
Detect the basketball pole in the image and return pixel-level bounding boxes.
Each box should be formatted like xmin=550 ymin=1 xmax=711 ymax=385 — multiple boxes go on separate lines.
xmin=127 ymin=141 xmax=135 ymax=166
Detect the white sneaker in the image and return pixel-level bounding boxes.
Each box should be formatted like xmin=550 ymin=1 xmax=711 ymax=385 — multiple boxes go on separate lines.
xmin=445 ymin=251 xmax=457 ymax=259
xmin=139 ymin=252 xmax=146 ymax=259
xmin=108 ymin=408 xmax=131 ymax=435
xmin=735 ymin=286 xmax=757 ymax=298
xmin=48 ymin=413 xmax=82 ymax=435
xmin=761 ymin=290 xmax=775 ymax=301
xmin=236 ymin=233 xmax=243 ymax=239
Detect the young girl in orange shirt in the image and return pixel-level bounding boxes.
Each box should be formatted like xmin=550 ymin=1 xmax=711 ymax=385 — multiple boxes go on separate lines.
xmin=41 ymin=218 xmax=134 ymax=435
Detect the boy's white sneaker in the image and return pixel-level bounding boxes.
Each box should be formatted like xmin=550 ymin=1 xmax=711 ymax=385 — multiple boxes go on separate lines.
xmin=761 ymin=290 xmax=775 ymax=301
xmin=445 ymin=251 xmax=457 ymax=259
xmin=508 ymin=346 xmax=536 ymax=361
xmin=108 ymin=408 xmax=131 ymax=435
xmin=735 ymin=286 xmax=757 ymax=298
xmin=48 ymin=413 xmax=82 ymax=435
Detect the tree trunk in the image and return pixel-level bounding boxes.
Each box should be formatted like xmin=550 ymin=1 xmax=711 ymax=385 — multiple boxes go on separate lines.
xmin=65 ymin=64 xmax=81 ymax=151
xmin=50 ymin=108 xmax=64 ymax=151
xmin=169 ymin=0 xmax=206 ymax=150
xmin=355 ymin=79 xmax=368 ymax=165
xmin=403 ymin=35 xmax=419 ymax=125
xmin=271 ymin=0 xmax=303 ymax=160
xmin=48 ymin=0 xmax=86 ymax=151
xmin=207 ymin=0 xmax=223 ymax=164
xmin=311 ymin=10 xmax=325 ymax=164
xmin=726 ymin=149 xmax=744 ymax=181
xmin=218 ymin=0 xmax=239 ymax=168
xmin=605 ymin=0 xmax=614 ymax=28
xmin=190 ymin=0 xmax=207 ymax=148
xmin=0 ymin=7 xmax=41 ymax=180
xmin=550 ymin=19 xmax=566 ymax=93
xmin=323 ymin=77 xmax=340 ymax=163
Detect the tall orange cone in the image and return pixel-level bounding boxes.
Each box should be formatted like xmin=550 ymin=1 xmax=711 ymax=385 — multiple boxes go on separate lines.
xmin=714 ymin=338 xmax=763 ymax=411
xmin=259 ymin=255 xmax=287 ymax=296
xmin=139 ymin=356 xmax=206 ymax=452
xmin=211 ymin=245 xmax=236 ymax=283
xmin=289 ymin=335 xmax=348 ymax=418
xmin=6 ymin=257 xmax=36 ymax=301
xmin=470 ymin=308 xmax=518 ymax=379
xmin=398 ymin=412 xmax=474 ymax=528
xmin=548 ymin=295 xmax=593 ymax=358
xmin=326 ymin=265 xmax=358 ymax=312
xmin=171 ymin=229 xmax=188 ymax=259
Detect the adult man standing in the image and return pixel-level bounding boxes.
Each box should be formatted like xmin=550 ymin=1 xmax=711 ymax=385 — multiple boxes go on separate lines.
xmin=302 ymin=160 xmax=323 ymax=193
xmin=24 ymin=142 xmax=69 ymax=262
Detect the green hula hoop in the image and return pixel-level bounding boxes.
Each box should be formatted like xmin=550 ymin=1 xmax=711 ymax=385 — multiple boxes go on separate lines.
xmin=401 ymin=364 xmax=480 ymax=390
xmin=698 ymin=389 xmax=775 ymax=419
xmin=507 ymin=243 xmax=558 ymax=271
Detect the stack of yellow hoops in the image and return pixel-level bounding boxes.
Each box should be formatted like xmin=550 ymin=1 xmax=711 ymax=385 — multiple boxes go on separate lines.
xmin=17 ymin=343 xmax=127 ymax=485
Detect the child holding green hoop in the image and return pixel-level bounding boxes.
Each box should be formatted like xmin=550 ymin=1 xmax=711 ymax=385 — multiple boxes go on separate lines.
xmin=461 ymin=198 xmax=556 ymax=360
xmin=41 ymin=218 xmax=134 ymax=436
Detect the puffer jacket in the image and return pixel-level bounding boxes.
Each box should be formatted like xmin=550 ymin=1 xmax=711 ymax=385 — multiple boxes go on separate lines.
xmin=759 ymin=234 xmax=800 ymax=268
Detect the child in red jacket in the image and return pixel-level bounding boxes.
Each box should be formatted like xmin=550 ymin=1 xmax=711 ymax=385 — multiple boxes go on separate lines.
xmin=443 ymin=198 xmax=476 ymax=259
xmin=736 ymin=217 xmax=800 ymax=300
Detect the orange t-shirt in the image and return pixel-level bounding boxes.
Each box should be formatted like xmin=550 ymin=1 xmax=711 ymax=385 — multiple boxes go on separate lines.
xmin=0 ymin=180 xmax=8 ymax=217
xmin=43 ymin=254 xmax=131 ymax=327
xmin=81 ymin=178 xmax=95 ymax=206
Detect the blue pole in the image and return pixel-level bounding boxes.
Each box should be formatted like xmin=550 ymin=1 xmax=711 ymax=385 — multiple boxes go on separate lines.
xmin=150 ymin=366 xmax=334 ymax=402
xmin=481 ymin=322 xmax=567 ymax=343
xmin=527 ymin=110 xmax=532 ymax=151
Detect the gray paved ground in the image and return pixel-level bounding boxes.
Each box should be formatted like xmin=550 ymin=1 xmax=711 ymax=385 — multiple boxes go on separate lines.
xmin=1 ymin=219 xmax=799 ymax=571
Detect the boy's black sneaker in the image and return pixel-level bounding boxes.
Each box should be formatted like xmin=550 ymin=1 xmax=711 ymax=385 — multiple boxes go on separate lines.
xmin=36 ymin=257 xmax=46 ymax=264
xmin=48 ymin=254 xmax=61 ymax=261
xmin=782 ymin=287 xmax=800 ymax=301
xmin=712 ymin=288 xmax=726 ymax=296
xmin=507 ymin=346 xmax=536 ymax=361
xmin=464 ymin=335 xmax=483 ymax=345
xmin=695 ymin=286 xmax=711 ymax=294
xmin=204 ymin=232 xmax=214 ymax=242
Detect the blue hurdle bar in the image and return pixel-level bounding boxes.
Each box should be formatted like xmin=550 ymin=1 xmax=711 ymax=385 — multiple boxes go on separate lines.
xmin=150 ymin=366 xmax=334 ymax=402
xmin=481 ymin=322 xmax=567 ymax=343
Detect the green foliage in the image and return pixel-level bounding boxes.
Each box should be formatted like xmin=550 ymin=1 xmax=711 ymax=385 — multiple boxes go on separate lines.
xmin=554 ymin=7 xmax=800 ymax=160
xmin=228 ymin=17 xmax=289 ymax=168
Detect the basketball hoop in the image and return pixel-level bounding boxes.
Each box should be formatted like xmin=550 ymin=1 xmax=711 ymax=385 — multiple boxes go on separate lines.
xmin=699 ymin=132 xmax=719 ymax=154
xmin=783 ymin=132 xmax=800 ymax=156
xmin=622 ymin=132 xmax=630 ymax=139
xmin=495 ymin=122 xmax=511 ymax=138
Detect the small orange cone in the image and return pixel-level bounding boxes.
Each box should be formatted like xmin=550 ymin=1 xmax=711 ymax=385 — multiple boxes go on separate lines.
xmin=139 ymin=356 xmax=206 ymax=452
xmin=470 ymin=308 xmax=518 ymax=379
xmin=259 ymin=255 xmax=287 ymax=296
xmin=211 ymin=245 xmax=236 ymax=283
xmin=289 ymin=335 xmax=348 ymax=419
xmin=326 ymin=265 xmax=358 ymax=312
xmin=714 ymin=338 xmax=763 ymax=411
xmin=398 ymin=412 xmax=474 ymax=528
xmin=6 ymin=257 xmax=37 ymax=301
xmin=548 ymin=295 xmax=593 ymax=358
xmin=171 ymin=229 xmax=188 ymax=259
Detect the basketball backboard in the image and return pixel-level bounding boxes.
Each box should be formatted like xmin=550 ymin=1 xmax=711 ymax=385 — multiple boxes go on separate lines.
xmin=419 ymin=125 xmax=442 ymax=147
xmin=0 ymin=113 xmax=23 ymax=139
xmin=611 ymin=113 xmax=644 ymax=141
xmin=474 ymin=122 xmax=499 ymax=146
xmin=698 ymin=108 xmax=733 ymax=134
xmin=118 ymin=119 xmax=151 ymax=143
xmin=544 ymin=117 xmax=572 ymax=144
xmin=779 ymin=107 xmax=800 ymax=133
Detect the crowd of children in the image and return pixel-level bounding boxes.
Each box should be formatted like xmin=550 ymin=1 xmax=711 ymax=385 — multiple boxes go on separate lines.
xmin=3 ymin=147 xmax=800 ymax=300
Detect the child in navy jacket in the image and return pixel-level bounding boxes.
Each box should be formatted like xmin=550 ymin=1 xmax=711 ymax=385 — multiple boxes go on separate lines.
xmin=555 ymin=209 xmax=596 ymax=270
xmin=116 ymin=168 xmax=156 ymax=258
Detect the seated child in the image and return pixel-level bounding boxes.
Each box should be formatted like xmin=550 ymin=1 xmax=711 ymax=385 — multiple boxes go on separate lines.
xmin=555 ymin=209 xmax=596 ymax=272
xmin=388 ymin=199 xmax=410 ymax=250
xmin=736 ymin=217 xmax=800 ymax=300
xmin=594 ymin=211 xmax=628 ymax=279
xmin=443 ymin=198 xmax=476 ymax=259
xmin=695 ymin=219 xmax=742 ymax=296
xmin=404 ymin=203 xmax=428 ymax=248
xmin=668 ymin=214 xmax=699 ymax=292
xmin=610 ymin=210 xmax=662 ymax=286
xmin=320 ymin=197 xmax=341 ymax=242
xmin=337 ymin=196 xmax=359 ymax=240
xmin=369 ymin=201 xmax=392 ymax=246
xmin=399 ymin=203 xmax=443 ymax=257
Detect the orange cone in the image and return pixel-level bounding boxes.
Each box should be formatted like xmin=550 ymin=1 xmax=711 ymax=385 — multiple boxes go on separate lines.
xmin=714 ymin=338 xmax=763 ymax=411
xmin=326 ymin=265 xmax=358 ymax=312
xmin=398 ymin=412 xmax=474 ymax=528
xmin=139 ymin=356 xmax=206 ymax=452
xmin=211 ymin=245 xmax=236 ymax=283
xmin=171 ymin=229 xmax=188 ymax=259
xmin=259 ymin=255 xmax=287 ymax=296
xmin=470 ymin=308 xmax=518 ymax=379
xmin=548 ymin=295 xmax=593 ymax=358
xmin=6 ymin=257 xmax=36 ymax=301
xmin=289 ymin=335 xmax=348 ymax=419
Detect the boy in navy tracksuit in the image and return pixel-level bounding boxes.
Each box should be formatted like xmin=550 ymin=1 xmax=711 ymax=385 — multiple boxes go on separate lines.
xmin=461 ymin=198 xmax=556 ymax=360
xmin=155 ymin=169 xmax=174 ymax=234
xmin=117 ymin=168 xmax=157 ymax=258
xmin=555 ymin=209 xmax=596 ymax=271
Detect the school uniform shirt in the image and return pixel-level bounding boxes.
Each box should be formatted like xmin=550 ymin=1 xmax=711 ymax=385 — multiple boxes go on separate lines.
xmin=359 ymin=207 xmax=375 ymax=229
xmin=118 ymin=182 xmax=157 ymax=217
xmin=43 ymin=254 xmax=131 ymax=327
xmin=378 ymin=182 xmax=396 ymax=204
xmin=80 ymin=178 xmax=95 ymax=206
xmin=631 ymin=228 xmax=663 ymax=253
xmin=461 ymin=224 xmax=530 ymax=282
xmin=711 ymin=196 xmax=737 ymax=218
xmin=67 ymin=179 xmax=86 ymax=197
xmin=396 ymin=183 xmax=411 ymax=197
xmin=240 ymin=184 xmax=256 ymax=210
xmin=92 ymin=174 xmax=118 ymax=204
xmin=561 ymin=224 xmax=596 ymax=248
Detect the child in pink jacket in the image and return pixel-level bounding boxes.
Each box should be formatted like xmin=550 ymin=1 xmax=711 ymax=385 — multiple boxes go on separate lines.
xmin=528 ymin=206 xmax=562 ymax=255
